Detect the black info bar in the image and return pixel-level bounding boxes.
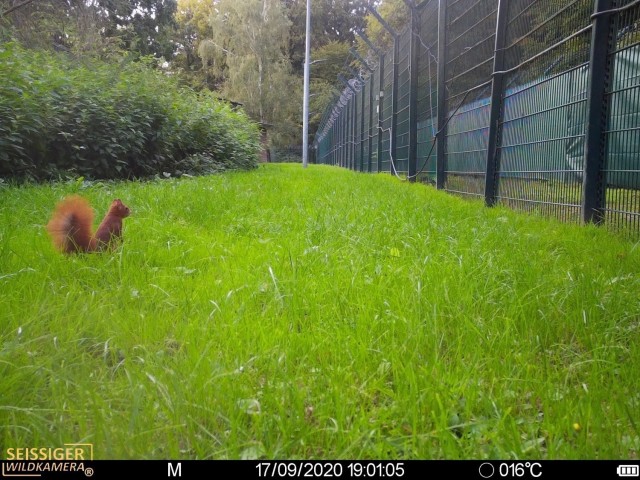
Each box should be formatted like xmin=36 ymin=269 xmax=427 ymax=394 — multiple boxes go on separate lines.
xmin=0 ymin=460 xmax=637 ymax=479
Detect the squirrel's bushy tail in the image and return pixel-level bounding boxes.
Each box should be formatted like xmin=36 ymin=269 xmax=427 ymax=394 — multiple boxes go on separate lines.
xmin=47 ymin=195 xmax=95 ymax=253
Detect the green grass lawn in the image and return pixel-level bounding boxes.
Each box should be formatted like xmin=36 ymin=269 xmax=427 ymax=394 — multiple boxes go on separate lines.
xmin=1 ymin=163 xmax=639 ymax=459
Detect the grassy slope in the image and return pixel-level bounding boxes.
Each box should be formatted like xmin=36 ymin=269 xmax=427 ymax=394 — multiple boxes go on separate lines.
xmin=0 ymin=163 xmax=639 ymax=459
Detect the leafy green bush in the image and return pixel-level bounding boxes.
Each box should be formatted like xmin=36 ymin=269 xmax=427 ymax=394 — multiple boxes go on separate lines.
xmin=0 ymin=43 xmax=261 ymax=181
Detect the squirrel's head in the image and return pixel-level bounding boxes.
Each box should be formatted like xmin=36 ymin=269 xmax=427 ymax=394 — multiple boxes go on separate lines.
xmin=110 ymin=199 xmax=131 ymax=218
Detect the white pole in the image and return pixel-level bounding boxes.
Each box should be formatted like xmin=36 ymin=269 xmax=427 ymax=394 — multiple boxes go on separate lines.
xmin=302 ymin=0 xmax=311 ymax=168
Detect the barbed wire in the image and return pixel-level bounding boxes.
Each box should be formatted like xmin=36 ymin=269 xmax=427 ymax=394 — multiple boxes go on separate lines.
xmin=317 ymin=25 xmax=441 ymax=143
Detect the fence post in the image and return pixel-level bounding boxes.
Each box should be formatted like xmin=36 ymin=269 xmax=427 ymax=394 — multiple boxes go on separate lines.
xmin=357 ymin=83 xmax=361 ymax=171
xmin=347 ymin=68 xmax=363 ymax=170
xmin=346 ymin=100 xmax=349 ymax=169
xmin=377 ymin=54 xmax=385 ymax=173
xmin=352 ymin=89 xmax=356 ymax=171
xmin=338 ymin=106 xmax=346 ymax=167
xmin=354 ymin=88 xmax=359 ymax=171
xmin=335 ymin=107 xmax=339 ymax=166
xmin=333 ymin=110 xmax=338 ymax=166
xmin=367 ymin=6 xmax=399 ymax=175
xmin=339 ymin=74 xmax=358 ymax=171
xmin=582 ymin=0 xmax=614 ymax=225
xmin=391 ymin=37 xmax=400 ymax=176
xmin=406 ymin=1 xmax=419 ymax=181
xmin=350 ymin=93 xmax=355 ymax=170
xmin=361 ymin=80 xmax=366 ymax=172
xmin=368 ymin=73 xmax=374 ymax=172
xmin=343 ymin=102 xmax=347 ymax=168
xmin=332 ymin=121 xmax=336 ymax=165
xmin=336 ymin=104 xmax=344 ymax=167
xmin=484 ymin=0 xmax=509 ymax=207
xmin=343 ymin=101 xmax=348 ymax=168
xmin=436 ymin=0 xmax=447 ymax=189
xmin=355 ymin=33 xmax=381 ymax=174
xmin=336 ymin=107 xmax=341 ymax=167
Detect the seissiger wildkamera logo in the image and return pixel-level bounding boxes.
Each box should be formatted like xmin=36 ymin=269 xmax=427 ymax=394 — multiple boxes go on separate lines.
xmin=2 ymin=444 xmax=94 ymax=477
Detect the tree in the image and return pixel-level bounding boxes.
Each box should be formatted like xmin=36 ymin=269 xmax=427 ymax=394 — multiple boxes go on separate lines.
xmin=173 ymin=0 xmax=216 ymax=88
xmin=285 ymin=0 xmax=374 ymax=74
xmin=2 ymin=0 xmax=178 ymax=59
xmin=205 ymin=0 xmax=301 ymax=145
xmin=1 ymin=0 xmax=107 ymax=54
xmin=356 ymin=0 xmax=408 ymax=60
xmin=97 ymin=0 xmax=177 ymax=59
xmin=310 ymin=40 xmax=350 ymax=83
xmin=307 ymin=40 xmax=349 ymax=132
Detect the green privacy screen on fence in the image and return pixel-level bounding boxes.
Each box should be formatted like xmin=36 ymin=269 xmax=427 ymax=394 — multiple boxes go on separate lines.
xmin=313 ymin=0 xmax=640 ymax=235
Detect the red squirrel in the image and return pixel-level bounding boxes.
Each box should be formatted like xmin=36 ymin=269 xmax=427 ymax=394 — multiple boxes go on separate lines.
xmin=47 ymin=195 xmax=131 ymax=253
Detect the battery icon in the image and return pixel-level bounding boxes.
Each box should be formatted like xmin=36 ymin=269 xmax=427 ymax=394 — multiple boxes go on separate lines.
xmin=617 ymin=465 xmax=639 ymax=477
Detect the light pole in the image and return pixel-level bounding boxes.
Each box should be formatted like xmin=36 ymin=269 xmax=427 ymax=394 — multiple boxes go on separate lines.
xmin=302 ymin=0 xmax=311 ymax=168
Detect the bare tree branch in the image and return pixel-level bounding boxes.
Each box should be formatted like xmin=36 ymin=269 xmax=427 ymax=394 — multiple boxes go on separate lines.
xmin=1 ymin=0 xmax=38 ymax=18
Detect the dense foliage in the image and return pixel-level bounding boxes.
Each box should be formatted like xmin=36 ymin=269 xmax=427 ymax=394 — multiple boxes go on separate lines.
xmin=0 ymin=42 xmax=260 ymax=181
xmin=0 ymin=0 xmax=375 ymax=152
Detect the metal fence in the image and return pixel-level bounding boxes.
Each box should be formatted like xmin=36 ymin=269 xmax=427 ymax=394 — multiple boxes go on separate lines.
xmin=312 ymin=0 xmax=640 ymax=236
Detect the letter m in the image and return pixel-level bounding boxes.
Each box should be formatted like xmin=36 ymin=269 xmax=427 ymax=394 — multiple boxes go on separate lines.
xmin=168 ymin=462 xmax=181 ymax=477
